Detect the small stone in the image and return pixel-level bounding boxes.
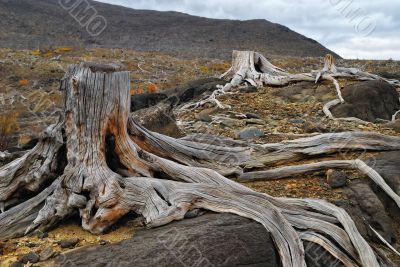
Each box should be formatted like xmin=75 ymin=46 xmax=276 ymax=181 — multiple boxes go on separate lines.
xmin=19 ymin=252 xmax=40 ymax=264
xmin=195 ymin=107 xmax=218 ymax=122
xmin=239 ymin=85 xmax=258 ymax=93
xmin=99 ymin=240 xmax=110 ymax=246
xmin=40 ymin=247 xmax=56 ymax=261
xmin=25 ymin=242 xmax=37 ymax=248
xmin=244 ymin=118 xmax=265 ymax=125
xmin=10 ymin=262 xmax=24 ymax=267
xmin=326 ymin=170 xmax=348 ymax=188
xmin=303 ymin=121 xmax=327 ymax=133
xmin=289 ymin=119 xmax=305 ymax=124
xmin=219 ymin=117 xmax=245 ymax=128
xmin=58 ymin=238 xmax=79 ymax=249
xmin=236 ymin=127 xmax=265 ymax=140
xmin=245 ymin=113 xmax=261 ymax=119
xmin=37 ymin=231 xmax=49 ymax=239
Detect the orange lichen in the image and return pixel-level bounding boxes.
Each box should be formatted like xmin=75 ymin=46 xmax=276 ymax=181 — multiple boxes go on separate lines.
xmin=18 ymin=79 xmax=29 ymax=86
xmin=147 ymin=83 xmax=157 ymax=93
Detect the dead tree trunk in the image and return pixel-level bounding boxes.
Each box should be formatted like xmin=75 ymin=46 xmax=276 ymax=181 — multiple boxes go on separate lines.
xmin=181 ymin=51 xmax=400 ymax=122
xmin=1 ymin=63 xmax=400 ymax=267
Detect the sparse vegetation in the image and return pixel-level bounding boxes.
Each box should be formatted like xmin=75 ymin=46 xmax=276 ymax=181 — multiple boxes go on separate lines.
xmin=0 ymin=112 xmax=19 ymax=151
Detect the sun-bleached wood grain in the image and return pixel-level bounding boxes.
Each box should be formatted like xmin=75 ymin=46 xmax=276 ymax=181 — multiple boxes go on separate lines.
xmin=1 ymin=63 xmax=400 ymax=266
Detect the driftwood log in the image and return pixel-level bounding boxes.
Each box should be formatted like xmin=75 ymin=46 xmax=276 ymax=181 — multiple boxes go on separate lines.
xmin=1 ymin=63 xmax=400 ymax=267
xmin=181 ymin=51 xmax=400 ymax=125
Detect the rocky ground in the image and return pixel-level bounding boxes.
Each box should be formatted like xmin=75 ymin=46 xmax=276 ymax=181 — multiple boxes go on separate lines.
xmin=1 ymin=48 xmax=400 ymax=266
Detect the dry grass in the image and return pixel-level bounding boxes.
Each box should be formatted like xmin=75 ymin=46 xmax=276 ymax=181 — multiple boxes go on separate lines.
xmin=0 ymin=112 xmax=19 ymax=151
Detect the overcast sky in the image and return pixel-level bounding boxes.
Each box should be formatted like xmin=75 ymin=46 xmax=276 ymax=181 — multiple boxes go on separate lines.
xmin=97 ymin=0 xmax=400 ymax=60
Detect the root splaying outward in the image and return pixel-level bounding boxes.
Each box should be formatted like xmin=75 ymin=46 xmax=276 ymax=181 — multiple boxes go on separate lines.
xmin=180 ymin=51 xmax=400 ymax=125
xmin=1 ymin=62 xmax=400 ymax=267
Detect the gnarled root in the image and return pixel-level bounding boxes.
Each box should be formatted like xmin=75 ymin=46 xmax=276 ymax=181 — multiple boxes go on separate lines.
xmin=0 ymin=120 xmax=64 ymax=213
xmin=1 ymin=63 xmax=400 ymax=267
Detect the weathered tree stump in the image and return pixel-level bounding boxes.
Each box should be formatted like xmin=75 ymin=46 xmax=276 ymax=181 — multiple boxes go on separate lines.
xmin=181 ymin=51 xmax=400 ymax=125
xmin=1 ymin=63 xmax=400 ymax=267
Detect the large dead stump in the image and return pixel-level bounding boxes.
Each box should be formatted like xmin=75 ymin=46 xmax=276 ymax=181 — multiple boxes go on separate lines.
xmin=1 ymin=63 xmax=400 ymax=267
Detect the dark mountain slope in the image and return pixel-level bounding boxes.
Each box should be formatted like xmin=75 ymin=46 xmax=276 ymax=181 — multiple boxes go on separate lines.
xmin=0 ymin=0 xmax=339 ymax=59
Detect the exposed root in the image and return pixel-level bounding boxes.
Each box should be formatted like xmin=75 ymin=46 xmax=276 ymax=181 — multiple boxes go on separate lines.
xmin=179 ymin=51 xmax=400 ymax=129
xmin=1 ymin=63 xmax=400 ymax=267
xmin=239 ymin=159 xmax=400 ymax=208
xmin=0 ymin=120 xmax=64 ymax=211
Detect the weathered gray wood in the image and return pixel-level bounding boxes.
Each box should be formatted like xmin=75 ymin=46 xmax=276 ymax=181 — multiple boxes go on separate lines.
xmin=183 ymin=51 xmax=400 ymax=127
xmin=2 ymin=63 xmax=400 ymax=267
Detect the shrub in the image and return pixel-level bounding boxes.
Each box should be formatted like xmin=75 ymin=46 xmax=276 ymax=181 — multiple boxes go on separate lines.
xmin=0 ymin=112 xmax=19 ymax=151
xmin=199 ymin=66 xmax=210 ymax=75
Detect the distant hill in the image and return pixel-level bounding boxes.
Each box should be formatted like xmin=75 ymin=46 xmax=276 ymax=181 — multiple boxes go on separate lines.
xmin=0 ymin=0 xmax=340 ymax=59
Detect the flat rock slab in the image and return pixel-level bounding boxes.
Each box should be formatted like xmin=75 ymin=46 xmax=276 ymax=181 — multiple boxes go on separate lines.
xmin=52 ymin=213 xmax=343 ymax=267
xmin=367 ymin=151 xmax=400 ymax=216
xmin=52 ymin=213 xmax=280 ymax=267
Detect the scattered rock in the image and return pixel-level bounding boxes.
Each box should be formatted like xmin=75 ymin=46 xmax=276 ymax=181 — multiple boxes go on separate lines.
xmin=236 ymin=127 xmax=265 ymax=140
xmin=218 ymin=117 xmax=245 ymax=128
xmin=171 ymin=78 xmax=224 ymax=104
xmin=195 ymin=107 xmax=219 ymax=122
xmin=58 ymin=238 xmax=79 ymax=249
xmin=244 ymin=118 xmax=265 ymax=125
xmin=377 ymin=71 xmax=400 ymax=80
xmin=239 ymin=85 xmax=258 ymax=93
xmin=25 ymin=241 xmax=37 ymax=248
xmin=326 ymin=170 xmax=347 ymax=188
xmin=19 ymin=252 xmax=40 ymax=264
xmin=99 ymin=240 xmax=110 ymax=246
xmin=331 ymin=81 xmax=400 ymax=122
xmin=130 ymin=93 xmax=167 ymax=112
xmin=303 ymin=121 xmax=327 ymax=133
xmin=245 ymin=113 xmax=262 ymax=119
xmin=273 ymin=82 xmax=335 ymax=103
xmin=10 ymin=262 xmax=24 ymax=267
xmin=131 ymin=103 xmax=183 ymax=138
xmin=37 ymin=231 xmax=49 ymax=239
xmin=289 ymin=118 xmax=305 ymax=124
xmin=40 ymin=247 xmax=57 ymax=261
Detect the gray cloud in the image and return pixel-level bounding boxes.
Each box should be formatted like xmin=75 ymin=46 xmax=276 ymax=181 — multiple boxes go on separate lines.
xmin=97 ymin=0 xmax=400 ymax=59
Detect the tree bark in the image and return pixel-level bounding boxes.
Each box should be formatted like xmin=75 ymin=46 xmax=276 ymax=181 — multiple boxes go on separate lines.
xmin=1 ymin=63 xmax=400 ymax=266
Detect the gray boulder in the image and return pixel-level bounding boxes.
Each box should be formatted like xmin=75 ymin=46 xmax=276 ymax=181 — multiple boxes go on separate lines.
xmin=52 ymin=213 xmax=343 ymax=267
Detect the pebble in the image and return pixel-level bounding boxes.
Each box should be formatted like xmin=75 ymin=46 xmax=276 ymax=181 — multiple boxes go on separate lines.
xmin=244 ymin=118 xmax=265 ymax=125
xmin=25 ymin=242 xmax=37 ymax=248
xmin=195 ymin=107 xmax=219 ymax=122
xmin=40 ymin=247 xmax=57 ymax=261
xmin=326 ymin=170 xmax=348 ymax=188
xmin=239 ymin=86 xmax=258 ymax=93
xmin=303 ymin=121 xmax=327 ymax=133
xmin=236 ymin=127 xmax=265 ymax=140
xmin=19 ymin=252 xmax=40 ymax=264
xmin=37 ymin=231 xmax=49 ymax=239
xmin=99 ymin=240 xmax=110 ymax=246
xmin=245 ymin=113 xmax=262 ymax=119
xmin=58 ymin=238 xmax=79 ymax=249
